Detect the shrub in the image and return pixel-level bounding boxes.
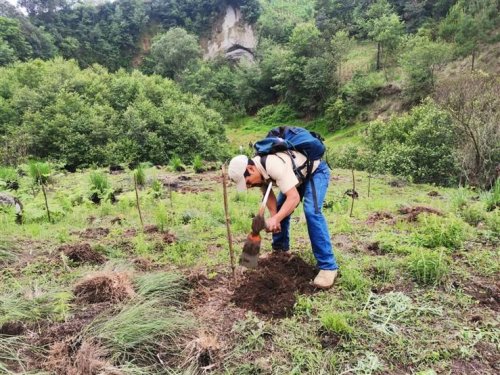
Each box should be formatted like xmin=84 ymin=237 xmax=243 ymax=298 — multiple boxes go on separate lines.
xmin=407 ymin=248 xmax=449 ymax=285
xmin=366 ymin=99 xmax=459 ymax=185
xmin=256 ymin=103 xmax=297 ymax=125
xmin=320 ymin=311 xmax=353 ymax=336
xmin=412 ymin=214 xmax=468 ymax=250
xmin=324 ymin=97 xmax=358 ymax=131
xmin=459 ymin=204 xmax=486 ymax=227
xmin=342 ymin=71 xmax=383 ymax=105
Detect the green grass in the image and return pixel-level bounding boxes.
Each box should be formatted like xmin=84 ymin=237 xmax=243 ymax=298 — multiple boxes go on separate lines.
xmin=407 ymin=248 xmax=449 ymax=286
xmin=320 ymin=311 xmax=353 ymax=336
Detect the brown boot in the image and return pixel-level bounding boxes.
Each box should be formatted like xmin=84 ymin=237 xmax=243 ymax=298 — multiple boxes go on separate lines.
xmin=313 ymin=270 xmax=337 ymax=289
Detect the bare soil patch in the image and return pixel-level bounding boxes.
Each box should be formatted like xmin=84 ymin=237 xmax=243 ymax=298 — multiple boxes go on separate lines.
xmin=459 ymin=277 xmax=500 ymax=312
xmin=232 ymin=253 xmax=317 ymax=318
xmin=59 ymin=243 xmax=106 ymax=265
xmin=366 ymin=211 xmax=395 ymax=225
xmin=78 ymin=227 xmax=110 ymax=240
xmin=318 ymin=329 xmax=341 ymax=349
xmin=162 ymin=232 xmax=177 ymax=244
xmin=73 ymin=272 xmax=135 ymax=304
xmin=398 ymin=206 xmax=443 ymax=222
xmin=0 ymin=321 xmax=24 ymax=335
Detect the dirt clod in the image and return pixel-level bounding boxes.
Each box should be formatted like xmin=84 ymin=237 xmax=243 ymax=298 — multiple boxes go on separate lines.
xmin=428 ymin=191 xmax=440 ymax=197
xmin=163 ymin=232 xmax=177 ymax=244
xmin=366 ymin=211 xmax=395 ymax=225
xmin=399 ymin=206 xmax=443 ymax=222
xmin=232 ymin=253 xmax=317 ymax=318
xmin=0 ymin=321 xmax=24 ymax=336
xmin=144 ymin=224 xmax=159 ymax=233
xmin=59 ymin=243 xmax=106 ymax=265
xmin=74 ymin=272 xmax=135 ymax=304
xmin=79 ymin=227 xmax=110 ymax=240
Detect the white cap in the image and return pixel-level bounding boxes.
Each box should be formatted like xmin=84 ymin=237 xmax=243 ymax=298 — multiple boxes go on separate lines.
xmin=228 ymin=155 xmax=248 ymax=192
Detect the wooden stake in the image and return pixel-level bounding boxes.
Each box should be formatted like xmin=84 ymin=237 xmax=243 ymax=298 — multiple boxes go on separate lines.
xmin=221 ymin=164 xmax=236 ymax=279
xmin=134 ymin=174 xmax=144 ymax=229
xmin=349 ymin=168 xmax=355 ymax=217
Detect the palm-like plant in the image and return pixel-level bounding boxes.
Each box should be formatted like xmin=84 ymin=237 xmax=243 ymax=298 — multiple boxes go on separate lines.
xmin=28 ymin=161 xmax=52 ymax=222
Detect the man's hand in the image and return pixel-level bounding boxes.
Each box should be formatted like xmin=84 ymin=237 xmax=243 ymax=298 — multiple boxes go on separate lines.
xmin=266 ymin=216 xmax=281 ymax=233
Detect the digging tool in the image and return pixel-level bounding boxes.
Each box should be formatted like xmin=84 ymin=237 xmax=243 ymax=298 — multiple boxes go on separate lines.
xmin=240 ymin=182 xmax=273 ymax=269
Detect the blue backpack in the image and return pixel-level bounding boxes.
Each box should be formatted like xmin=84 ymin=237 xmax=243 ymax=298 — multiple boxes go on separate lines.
xmin=254 ymin=126 xmax=326 ymax=181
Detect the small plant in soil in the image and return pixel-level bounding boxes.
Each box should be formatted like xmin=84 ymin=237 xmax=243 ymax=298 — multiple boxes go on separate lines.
xmin=28 ymin=161 xmax=52 ymax=222
xmin=89 ymin=171 xmax=114 ymax=204
xmin=150 ymin=177 xmax=164 ymax=198
xmin=169 ymin=154 xmax=186 ymax=172
xmin=132 ymin=165 xmax=146 ymax=229
xmin=482 ymin=178 xmax=500 ymax=212
xmin=407 ymin=247 xmax=449 ymax=285
xmin=192 ymin=154 xmax=205 ymax=173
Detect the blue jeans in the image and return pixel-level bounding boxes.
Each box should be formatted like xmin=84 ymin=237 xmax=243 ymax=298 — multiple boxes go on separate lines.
xmin=272 ymin=161 xmax=338 ymax=271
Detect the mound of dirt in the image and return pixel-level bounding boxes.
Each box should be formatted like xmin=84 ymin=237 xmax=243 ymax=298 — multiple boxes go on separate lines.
xmin=79 ymin=227 xmax=110 ymax=239
xmin=366 ymin=211 xmax=395 ymax=225
xmin=399 ymin=206 xmax=443 ymax=222
xmin=59 ymin=243 xmax=106 ymax=265
xmin=232 ymin=253 xmax=317 ymax=318
xmin=163 ymin=232 xmax=177 ymax=244
xmin=74 ymin=273 xmax=135 ymax=304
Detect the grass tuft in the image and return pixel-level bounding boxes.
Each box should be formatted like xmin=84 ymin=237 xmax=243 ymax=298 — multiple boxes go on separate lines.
xmin=407 ymin=248 xmax=449 ymax=286
xmin=134 ymin=272 xmax=188 ymax=302
xmin=319 ymin=311 xmax=353 ymax=336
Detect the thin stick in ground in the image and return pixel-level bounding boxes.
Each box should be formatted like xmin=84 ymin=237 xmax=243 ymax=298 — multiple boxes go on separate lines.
xmin=221 ymin=164 xmax=236 ymax=279
xmin=350 ymin=168 xmax=355 ymax=217
xmin=134 ymin=174 xmax=144 ymax=229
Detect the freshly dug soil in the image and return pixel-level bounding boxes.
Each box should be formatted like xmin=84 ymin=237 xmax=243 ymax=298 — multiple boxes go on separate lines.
xmin=232 ymin=253 xmax=317 ymax=318
xmin=399 ymin=206 xmax=443 ymax=222
xmin=73 ymin=272 xmax=134 ymax=304
xmin=366 ymin=211 xmax=395 ymax=225
xmin=79 ymin=227 xmax=110 ymax=240
xmin=59 ymin=243 xmax=106 ymax=265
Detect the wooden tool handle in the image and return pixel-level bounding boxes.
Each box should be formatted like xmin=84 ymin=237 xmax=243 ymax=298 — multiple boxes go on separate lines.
xmin=258 ymin=182 xmax=273 ymax=216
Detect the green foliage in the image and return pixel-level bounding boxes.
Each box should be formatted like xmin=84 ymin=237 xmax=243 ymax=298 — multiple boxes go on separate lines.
xmin=482 ymin=179 xmax=500 ymax=212
xmin=256 ymin=103 xmax=297 ymax=125
xmin=320 ymin=311 xmax=353 ymax=336
xmin=28 ymin=161 xmax=50 ymax=185
xmin=407 ymin=247 xmax=449 ymax=285
xmin=0 ymin=17 xmax=32 ymax=65
xmin=150 ymin=178 xmax=164 ymax=199
xmin=400 ymin=35 xmax=452 ymax=102
xmin=258 ymin=0 xmax=314 ymax=43
xmin=413 ymin=214 xmax=469 ymax=250
xmin=169 ymin=155 xmax=185 ymax=172
xmin=89 ymin=171 xmax=114 ymax=203
xmin=0 ymin=166 xmax=18 ymax=190
xmin=192 ymin=155 xmax=204 ymax=173
xmin=324 ymin=97 xmax=357 ymax=131
xmin=133 ymin=165 xmax=146 ymax=187
xmin=339 ymin=264 xmax=370 ymax=294
xmin=0 ymin=59 xmax=226 ymax=168
xmin=150 ymin=28 xmax=201 ymax=78
xmin=366 ymin=99 xmax=459 ymax=185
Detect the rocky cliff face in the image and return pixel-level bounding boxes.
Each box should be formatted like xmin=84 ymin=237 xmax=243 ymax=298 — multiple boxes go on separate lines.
xmin=201 ymin=5 xmax=257 ymax=62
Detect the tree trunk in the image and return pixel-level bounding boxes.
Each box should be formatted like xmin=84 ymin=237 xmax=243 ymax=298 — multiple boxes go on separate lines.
xmin=134 ymin=175 xmax=144 ymax=229
xmin=41 ymin=184 xmax=51 ymax=223
xmin=221 ymin=165 xmax=236 ymax=279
